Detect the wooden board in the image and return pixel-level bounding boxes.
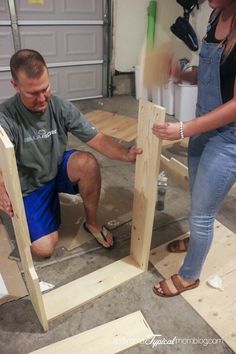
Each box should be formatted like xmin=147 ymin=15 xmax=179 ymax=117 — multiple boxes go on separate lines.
xmin=142 ymin=42 xmax=173 ymax=89
xmin=0 ymin=126 xmax=48 ymax=330
xmin=0 ymin=100 xmax=164 ymax=331
xmin=29 ymin=311 xmax=154 ymax=354
xmin=0 ymin=222 xmax=28 ymax=305
xmin=86 ymin=110 xmax=138 ymax=142
xmin=150 ymin=220 xmax=236 ymax=353
xmin=160 ymin=155 xmax=189 ymax=191
xmin=42 ymin=256 xmax=143 ymax=321
xmin=130 ymin=100 xmax=165 ymax=270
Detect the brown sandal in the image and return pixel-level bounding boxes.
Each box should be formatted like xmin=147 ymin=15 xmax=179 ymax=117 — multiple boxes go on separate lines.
xmin=153 ymin=274 xmax=200 ymax=297
xmin=167 ymin=237 xmax=189 ymax=253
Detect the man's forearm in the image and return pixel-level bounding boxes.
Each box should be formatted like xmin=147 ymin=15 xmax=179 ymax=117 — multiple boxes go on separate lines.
xmin=88 ymin=132 xmax=129 ymax=161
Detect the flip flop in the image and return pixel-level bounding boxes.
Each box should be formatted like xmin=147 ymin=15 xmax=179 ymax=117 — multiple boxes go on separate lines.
xmin=153 ymin=274 xmax=200 ymax=297
xmin=167 ymin=237 xmax=189 ymax=253
xmin=83 ymin=222 xmax=115 ymax=250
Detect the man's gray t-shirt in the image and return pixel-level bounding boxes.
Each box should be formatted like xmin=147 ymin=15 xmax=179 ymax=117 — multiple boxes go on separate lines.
xmin=0 ymin=94 xmax=98 ymax=196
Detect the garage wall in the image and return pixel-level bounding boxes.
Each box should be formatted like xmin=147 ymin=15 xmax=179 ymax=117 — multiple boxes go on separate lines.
xmin=114 ymin=0 xmax=212 ymax=72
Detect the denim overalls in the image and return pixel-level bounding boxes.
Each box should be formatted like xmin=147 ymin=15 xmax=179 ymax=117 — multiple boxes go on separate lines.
xmin=178 ymin=14 xmax=236 ymax=280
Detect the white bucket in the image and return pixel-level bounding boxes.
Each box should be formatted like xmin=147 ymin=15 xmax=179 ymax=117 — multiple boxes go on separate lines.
xmin=135 ymin=65 xmax=148 ymax=100
xmin=162 ymin=80 xmax=174 ymax=115
xmin=152 ymin=86 xmax=162 ymax=105
xmin=174 ymin=83 xmax=198 ymax=122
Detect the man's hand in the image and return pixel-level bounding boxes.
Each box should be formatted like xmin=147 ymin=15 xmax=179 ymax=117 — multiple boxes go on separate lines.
xmin=152 ymin=122 xmax=181 ymax=141
xmin=87 ymin=132 xmax=143 ymax=161
xmin=126 ymin=145 xmax=143 ymax=162
xmin=0 ymin=185 xmax=14 ymax=217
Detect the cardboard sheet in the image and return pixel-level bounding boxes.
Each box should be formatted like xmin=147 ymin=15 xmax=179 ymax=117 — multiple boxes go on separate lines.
xmin=0 ymin=222 xmax=28 ymax=305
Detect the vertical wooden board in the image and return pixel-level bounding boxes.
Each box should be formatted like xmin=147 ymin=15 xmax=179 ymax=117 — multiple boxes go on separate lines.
xmin=150 ymin=220 xmax=236 ymax=353
xmin=130 ymin=100 xmax=165 ymax=270
xmin=0 ymin=127 xmax=48 ymax=331
xmin=29 ymin=311 xmax=154 ymax=354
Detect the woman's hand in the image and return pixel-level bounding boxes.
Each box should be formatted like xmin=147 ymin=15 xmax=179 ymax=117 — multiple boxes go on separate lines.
xmin=152 ymin=122 xmax=181 ymax=141
xmin=170 ymin=59 xmax=181 ymax=82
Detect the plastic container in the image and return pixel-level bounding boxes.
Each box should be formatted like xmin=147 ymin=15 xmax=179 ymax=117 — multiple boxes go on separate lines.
xmin=174 ymin=83 xmax=198 ymax=122
xmin=135 ymin=65 xmax=148 ymax=100
xmin=152 ymin=86 xmax=162 ymax=105
xmin=162 ymin=80 xmax=174 ymax=115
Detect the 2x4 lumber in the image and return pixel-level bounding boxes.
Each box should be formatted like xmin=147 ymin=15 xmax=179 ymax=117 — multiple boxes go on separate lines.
xmin=160 ymin=155 xmax=189 ymax=191
xmin=43 ymin=256 xmax=143 ymax=321
xmin=29 ymin=311 xmax=154 ymax=354
xmin=0 ymin=127 xmax=48 ymax=331
xmin=130 ymin=100 xmax=165 ymax=271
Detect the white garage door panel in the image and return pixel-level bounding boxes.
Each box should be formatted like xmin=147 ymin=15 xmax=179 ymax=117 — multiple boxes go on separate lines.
xmin=0 ymin=0 xmax=107 ymax=102
xmin=15 ymin=0 xmax=103 ymax=20
xmin=0 ymin=27 xmax=15 ymax=66
xmin=19 ymin=26 xmax=103 ymax=63
xmin=0 ymin=72 xmax=15 ymax=101
xmin=0 ymin=1 xmax=10 ymax=21
xmin=49 ymin=65 xmax=102 ymax=100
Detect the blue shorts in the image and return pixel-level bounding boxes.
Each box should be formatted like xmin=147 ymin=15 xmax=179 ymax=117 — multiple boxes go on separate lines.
xmin=23 ymin=150 xmax=79 ymax=242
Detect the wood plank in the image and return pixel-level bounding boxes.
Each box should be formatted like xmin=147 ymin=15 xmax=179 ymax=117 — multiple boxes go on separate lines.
xmin=130 ymin=100 xmax=165 ymax=271
xmin=117 ymin=125 xmax=137 ymax=142
xmin=43 ymin=256 xmax=143 ymax=321
xmin=160 ymin=155 xmax=189 ymax=191
xmin=29 ymin=311 xmax=154 ymax=354
xmin=86 ymin=110 xmax=138 ymax=142
xmin=150 ymin=220 xmax=236 ymax=353
xmin=142 ymin=42 xmax=173 ymax=89
xmin=162 ymin=137 xmax=189 ymax=148
xmin=0 ymin=127 xmax=48 ymax=331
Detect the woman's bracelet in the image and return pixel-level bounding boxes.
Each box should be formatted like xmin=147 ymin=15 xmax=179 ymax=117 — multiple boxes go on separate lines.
xmin=179 ymin=121 xmax=184 ymax=140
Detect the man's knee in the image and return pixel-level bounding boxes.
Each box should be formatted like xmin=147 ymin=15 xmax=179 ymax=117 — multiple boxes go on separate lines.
xmin=68 ymin=151 xmax=100 ymax=181
xmin=76 ymin=151 xmax=98 ymax=169
xmin=30 ymin=232 xmax=58 ymax=258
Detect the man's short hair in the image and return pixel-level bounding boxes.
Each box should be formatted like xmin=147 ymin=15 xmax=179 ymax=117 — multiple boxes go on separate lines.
xmin=10 ymin=49 xmax=47 ymax=81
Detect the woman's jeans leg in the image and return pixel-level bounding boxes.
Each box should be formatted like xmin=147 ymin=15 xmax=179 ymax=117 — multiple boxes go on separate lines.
xmin=179 ymin=135 xmax=236 ymax=280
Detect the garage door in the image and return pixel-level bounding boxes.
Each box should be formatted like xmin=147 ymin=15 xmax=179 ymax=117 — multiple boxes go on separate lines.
xmin=0 ymin=0 xmax=111 ymax=103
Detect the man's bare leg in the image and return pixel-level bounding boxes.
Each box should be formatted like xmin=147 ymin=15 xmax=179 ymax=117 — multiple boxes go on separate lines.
xmin=30 ymin=231 xmax=58 ymax=257
xmin=67 ymin=151 xmax=113 ymax=248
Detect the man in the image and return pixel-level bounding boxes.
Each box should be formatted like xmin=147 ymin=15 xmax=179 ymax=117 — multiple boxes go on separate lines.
xmin=0 ymin=49 xmax=142 ymax=258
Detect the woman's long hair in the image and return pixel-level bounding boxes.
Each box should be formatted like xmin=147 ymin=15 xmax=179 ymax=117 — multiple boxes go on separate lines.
xmin=225 ymin=12 xmax=236 ymax=56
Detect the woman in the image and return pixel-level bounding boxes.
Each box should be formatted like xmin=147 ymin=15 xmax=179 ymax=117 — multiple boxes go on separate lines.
xmin=152 ymin=0 xmax=236 ymax=297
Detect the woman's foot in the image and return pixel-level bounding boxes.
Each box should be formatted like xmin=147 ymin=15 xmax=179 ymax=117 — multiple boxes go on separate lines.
xmin=153 ymin=274 xmax=200 ymax=297
xmin=167 ymin=237 xmax=189 ymax=253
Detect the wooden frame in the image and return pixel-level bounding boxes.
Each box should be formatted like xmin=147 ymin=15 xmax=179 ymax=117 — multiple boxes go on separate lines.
xmin=0 ymin=100 xmax=165 ymax=331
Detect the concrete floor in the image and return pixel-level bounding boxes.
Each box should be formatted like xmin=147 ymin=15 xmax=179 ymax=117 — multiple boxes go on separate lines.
xmin=0 ymin=96 xmax=235 ymax=354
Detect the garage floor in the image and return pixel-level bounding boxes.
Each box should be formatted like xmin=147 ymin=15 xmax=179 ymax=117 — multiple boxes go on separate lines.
xmin=0 ymin=96 xmax=235 ymax=354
